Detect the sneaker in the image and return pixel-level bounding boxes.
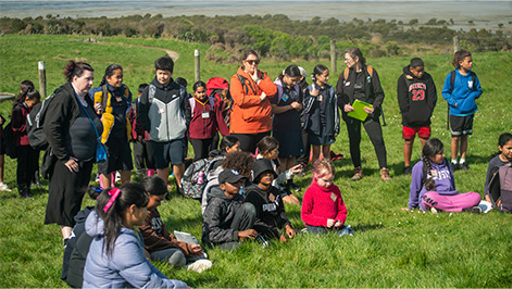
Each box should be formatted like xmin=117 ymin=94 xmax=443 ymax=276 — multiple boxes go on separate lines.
xmin=459 ymin=163 xmax=470 ymax=170
xmin=380 ymin=167 xmax=391 ymax=181
xmin=186 ymin=259 xmax=212 ymax=273
xmin=338 ymin=225 xmax=354 ymax=237
xmin=351 ymin=166 xmax=363 ymax=181
xmin=403 ymin=166 xmax=412 ymax=175
xmin=0 ymin=182 xmax=12 ymax=192
xmin=462 ymin=206 xmax=482 ymax=214
xmin=94 ymin=173 xmax=100 ymax=182
xmin=255 ymin=234 xmax=269 ymax=247
xmin=451 ymin=163 xmax=460 ymax=171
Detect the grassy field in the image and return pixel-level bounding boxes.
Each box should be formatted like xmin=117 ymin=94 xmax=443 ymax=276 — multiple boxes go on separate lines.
xmin=1 ymin=34 xmax=511 ymax=288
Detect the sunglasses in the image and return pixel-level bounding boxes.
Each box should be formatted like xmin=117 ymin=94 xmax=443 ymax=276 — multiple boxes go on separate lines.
xmin=245 ymin=59 xmax=260 ymax=65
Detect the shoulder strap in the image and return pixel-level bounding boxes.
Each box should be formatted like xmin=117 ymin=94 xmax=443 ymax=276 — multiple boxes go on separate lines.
xmin=237 ymin=74 xmax=256 ymax=95
xmin=275 ymin=78 xmax=283 ymax=105
xmin=449 ymin=70 xmax=456 ymax=94
xmin=189 ymin=98 xmax=196 ymax=114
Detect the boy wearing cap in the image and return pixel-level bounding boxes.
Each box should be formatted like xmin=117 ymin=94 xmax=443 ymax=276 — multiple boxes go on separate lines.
xmin=202 ymin=169 xmax=258 ymax=250
xmin=245 ymin=159 xmax=296 ymax=243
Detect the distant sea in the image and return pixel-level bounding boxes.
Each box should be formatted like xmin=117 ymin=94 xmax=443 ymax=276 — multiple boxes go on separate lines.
xmin=1 ymin=0 xmax=511 ymax=31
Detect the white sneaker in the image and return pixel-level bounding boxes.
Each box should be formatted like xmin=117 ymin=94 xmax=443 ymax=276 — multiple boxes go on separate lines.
xmin=0 ymin=182 xmax=12 ymax=192
xmin=186 ymin=259 xmax=212 ymax=273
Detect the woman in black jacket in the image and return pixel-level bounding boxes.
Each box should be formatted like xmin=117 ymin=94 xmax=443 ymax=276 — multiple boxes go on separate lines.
xmin=336 ymin=48 xmax=390 ymax=181
xmin=44 ymin=61 xmax=103 ymax=244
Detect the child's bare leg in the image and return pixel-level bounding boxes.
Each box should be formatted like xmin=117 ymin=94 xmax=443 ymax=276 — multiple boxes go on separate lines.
xmin=322 ymin=144 xmax=331 ymax=161
xmin=120 ymin=170 xmax=131 ymax=185
xmin=403 ymin=139 xmax=414 ymax=167
xmin=173 ymin=164 xmax=185 ymax=187
xmin=157 ymin=167 xmax=169 ymax=186
xmin=451 ymin=136 xmax=460 ymax=160
xmin=311 ymin=145 xmax=321 ymax=164
xmin=100 ymin=174 xmax=111 ymax=189
xmin=419 ymin=137 xmax=428 ymax=150
xmin=460 ymin=135 xmax=468 ymax=160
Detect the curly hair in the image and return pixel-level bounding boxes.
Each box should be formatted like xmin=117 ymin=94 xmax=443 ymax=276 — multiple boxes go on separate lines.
xmin=221 ymin=151 xmax=254 ymax=179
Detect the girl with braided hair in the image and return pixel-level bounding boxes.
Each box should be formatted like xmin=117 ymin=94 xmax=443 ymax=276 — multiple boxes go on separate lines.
xmin=403 ymin=138 xmax=481 ymax=212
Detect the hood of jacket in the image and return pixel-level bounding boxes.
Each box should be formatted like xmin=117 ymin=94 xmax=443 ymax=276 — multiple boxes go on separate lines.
xmin=85 ymin=210 xmax=104 ymax=238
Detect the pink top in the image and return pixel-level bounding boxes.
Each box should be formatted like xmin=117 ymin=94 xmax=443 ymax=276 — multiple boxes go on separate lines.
xmin=301 ymin=181 xmax=347 ymax=227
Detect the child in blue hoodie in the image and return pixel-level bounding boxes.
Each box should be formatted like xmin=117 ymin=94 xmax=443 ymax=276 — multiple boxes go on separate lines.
xmin=404 ymin=138 xmax=481 ymax=213
xmin=442 ymin=50 xmax=482 ymax=171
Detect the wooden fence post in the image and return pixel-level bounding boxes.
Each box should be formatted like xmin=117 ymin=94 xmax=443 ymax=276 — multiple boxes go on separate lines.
xmin=330 ymin=40 xmax=337 ymax=73
xmin=194 ymin=49 xmax=200 ymax=82
xmin=38 ymin=61 xmax=47 ymax=99
xmin=453 ymin=36 xmax=460 ymax=53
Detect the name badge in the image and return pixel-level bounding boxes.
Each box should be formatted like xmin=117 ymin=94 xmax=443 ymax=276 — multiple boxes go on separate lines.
xmin=115 ymin=97 xmax=123 ymax=102
xmin=468 ymin=80 xmax=473 ymax=89
xmin=317 ymin=95 xmax=323 ymax=102
xmin=345 ymin=81 xmax=351 ymax=87
xmin=263 ymin=203 xmax=277 ymax=212
xmin=202 ymin=112 xmax=210 ymax=118
xmin=330 ymin=193 xmax=337 ymax=202
xmin=281 ymin=93 xmax=289 ymax=102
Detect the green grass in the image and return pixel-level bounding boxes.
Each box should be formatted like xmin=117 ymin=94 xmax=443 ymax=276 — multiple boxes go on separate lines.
xmin=1 ymin=34 xmax=512 ymax=288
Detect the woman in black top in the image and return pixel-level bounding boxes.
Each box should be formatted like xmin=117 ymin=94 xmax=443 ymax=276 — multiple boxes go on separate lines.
xmin=44 ymin=61 xmax=103 ymax=244
xmin=336 ymin=48 xmax=390 ymax=181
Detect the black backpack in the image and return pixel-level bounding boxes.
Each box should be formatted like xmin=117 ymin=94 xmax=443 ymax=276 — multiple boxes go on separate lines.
xmin=3 ymin=120 xmax=17 ymax=159
xmin=26 ymin=92 xmax=55 ymax=151
xmin=487 ymin=164 xmax=512 ymax=213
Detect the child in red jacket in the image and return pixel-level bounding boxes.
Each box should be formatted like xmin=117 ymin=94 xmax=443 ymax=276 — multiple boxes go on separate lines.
xmin=301 ymin=159 xmax=353 ymax=236
xmin=11 ymin=83 xmax=40 ymax=198
xmin=189 ymin=81 xmax=228 ymax=161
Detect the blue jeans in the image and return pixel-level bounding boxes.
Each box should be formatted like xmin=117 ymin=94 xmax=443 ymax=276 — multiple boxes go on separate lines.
xmin=305 ymin=225 xmax=353 ymax=237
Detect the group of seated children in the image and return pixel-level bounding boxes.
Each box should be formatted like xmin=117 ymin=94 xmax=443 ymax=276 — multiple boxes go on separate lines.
xmin=202 ymin=155 xmax=351 ymax=250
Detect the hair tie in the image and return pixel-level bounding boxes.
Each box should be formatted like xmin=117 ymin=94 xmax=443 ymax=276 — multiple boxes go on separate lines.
xmin=103 ymin=188 xmax=121 ymax=213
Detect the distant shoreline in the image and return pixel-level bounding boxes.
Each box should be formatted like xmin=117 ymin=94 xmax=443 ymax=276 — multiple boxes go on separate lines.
xmin=1 ymin=1 xmax=511 ymax=32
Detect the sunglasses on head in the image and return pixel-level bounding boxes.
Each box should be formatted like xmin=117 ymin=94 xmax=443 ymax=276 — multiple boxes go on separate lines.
xmin=245 ymin=59 xmax=260 ymax=65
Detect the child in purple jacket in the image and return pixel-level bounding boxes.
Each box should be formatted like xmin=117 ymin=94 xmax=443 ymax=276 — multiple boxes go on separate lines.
xmin=403 ymin=138 xmax=481 ymax=213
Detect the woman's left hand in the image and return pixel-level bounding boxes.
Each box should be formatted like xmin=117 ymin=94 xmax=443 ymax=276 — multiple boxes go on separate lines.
xmin=364 ymin=106 xmax=374 ymax=114
xmin=64 ymin=157 xmax=79 ymax=173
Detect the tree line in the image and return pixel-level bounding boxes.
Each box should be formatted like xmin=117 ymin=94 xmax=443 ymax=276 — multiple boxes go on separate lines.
xmin=1 ymin=14 xmax=510 ymax=61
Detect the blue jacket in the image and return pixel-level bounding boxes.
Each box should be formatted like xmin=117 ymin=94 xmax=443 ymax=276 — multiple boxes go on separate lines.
xmin=83 ymin=211 xmax=187 ymax=289
xmin=441 ymin=69 xmax=482 ymax=116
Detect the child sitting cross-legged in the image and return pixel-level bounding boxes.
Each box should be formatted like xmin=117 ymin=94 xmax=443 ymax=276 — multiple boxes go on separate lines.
xmin=202 ymin=169 xmax=258 ymax=250
xmin=245 ymin=159 xmax=297 ymax=243
xmin=301 ymin=159 xmax=353 ymax=237
xmin=139 ymin=176 xmax=212 ymax=273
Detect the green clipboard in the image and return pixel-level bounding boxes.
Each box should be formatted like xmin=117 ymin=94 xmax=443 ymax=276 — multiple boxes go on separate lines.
xmin=347 ymin=100 xmax=373 ymax=121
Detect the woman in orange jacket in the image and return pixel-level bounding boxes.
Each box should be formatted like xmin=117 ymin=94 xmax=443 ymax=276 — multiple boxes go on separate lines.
xmin=229 ymin=49 xmax=277 ymax=153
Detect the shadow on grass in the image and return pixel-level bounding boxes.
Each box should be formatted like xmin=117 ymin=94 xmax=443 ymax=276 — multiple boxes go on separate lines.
xmin=350 ymin=223 xmax=384 ymax=233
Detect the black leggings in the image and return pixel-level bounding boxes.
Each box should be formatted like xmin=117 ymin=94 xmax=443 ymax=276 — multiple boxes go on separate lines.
xmin=16 ymin=145 xmax=39 ymax=187
xmin=230 ymin=131 xmax=271 ymax=154
xmin=345 ymin=116 xmax=387 ymax=168
xmin=189 ymin=138 xmax=214 ymax=162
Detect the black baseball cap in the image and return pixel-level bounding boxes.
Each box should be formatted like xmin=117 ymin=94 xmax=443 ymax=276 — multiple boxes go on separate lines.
xmin=218 ymin=169 xmax=247 ymax=184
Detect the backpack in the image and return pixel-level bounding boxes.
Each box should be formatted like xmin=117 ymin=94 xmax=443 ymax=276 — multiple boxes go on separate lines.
xmin=487 ymin=164 xmax=512 ymax=213
xmin=3 ymin=120 xmax=17 ymax=159
xmin=26 ymin=93 xmax=55 ymax=151
xmin=446 ymin=70 xmax=477 ymax=130
xmin=342 ymin=66 xmax=387 ymax=126
xmin=236 ymin=74 xmax=257 ymax=95
xmin=181 ymin=155 xmax=224 ymax=199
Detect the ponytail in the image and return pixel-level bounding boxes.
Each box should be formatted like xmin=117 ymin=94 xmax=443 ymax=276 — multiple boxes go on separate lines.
xmin=421 ymin=138 xmax=444 ymax=191
xmin=95 ymin=183 xmax=148 ymax=256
